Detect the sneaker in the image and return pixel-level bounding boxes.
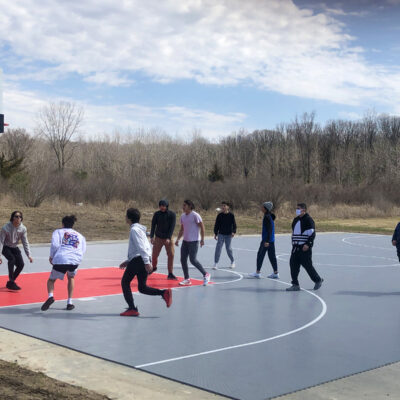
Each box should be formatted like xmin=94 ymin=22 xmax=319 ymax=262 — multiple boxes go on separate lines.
xmin=212 ymin=264 xmax=218 ymax=270
xmin=286 ymin=285 xmax=300 ymax=291
xmin=41 ymin=297 xmax=55 ymax=311
xmin=167 ymin=273 xmax=177 ymax=280
xmin=314 ymin=279 xmax=324 ymax=290
xmin=248 ymin=272 xmax=261 ymax=278
xmin=267 ymin=273 xmax=280 ymax=279
xmin=162 ymin=289 xmax=172 ymax=307
xmin=203 ymin=273 xmax=211 ymax=286
xmin=179 ymin=279 xmax=192 ymax=286
xmin=120 ymin=308 xmax=140 ymax=317
xmin=230 ymin=262 xmax=235 ymax=269
xmin=6 ymin=281 xmax=21 ymax=290
xmin=66 ymin=304 xmax=75 ymax=311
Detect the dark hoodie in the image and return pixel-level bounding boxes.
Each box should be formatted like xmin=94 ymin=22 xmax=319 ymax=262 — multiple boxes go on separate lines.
xmin=262 ymin=212 xmax=276 ymax=243
xmin=150 ymin=209 xmax=176 ymax=239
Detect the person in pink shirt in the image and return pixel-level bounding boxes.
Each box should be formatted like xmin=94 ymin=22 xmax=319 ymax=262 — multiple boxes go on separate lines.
xmin=175 ymin=200 xmax=210 ymax=286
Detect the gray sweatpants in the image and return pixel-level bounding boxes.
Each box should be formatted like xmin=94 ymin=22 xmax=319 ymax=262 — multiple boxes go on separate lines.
xmin=181 ymin=240 xmax=207 ymax=279
xmin=214 ymin=234 xmax=234 ymax=264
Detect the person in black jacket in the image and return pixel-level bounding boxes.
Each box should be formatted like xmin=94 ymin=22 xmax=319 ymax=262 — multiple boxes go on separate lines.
xmin=212 ymin=201 xmax=236 ymax=269
xmin=391 ymin=222 xmax=400 ymax=261
xmin=249 ymin=201 xmax=279 ymax=279
xmin=150 ymin=199 xmax=177 ymax=280
xmin=286 ymin=203 xmax=323 ymax=291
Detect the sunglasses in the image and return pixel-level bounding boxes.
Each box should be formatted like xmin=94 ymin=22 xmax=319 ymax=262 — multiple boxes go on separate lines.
xmin=14 ymin=215 xmax=22 ymax=219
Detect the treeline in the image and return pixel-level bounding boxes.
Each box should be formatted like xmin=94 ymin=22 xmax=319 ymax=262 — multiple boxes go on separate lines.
xmin=0 ymin=112 xmax=400 ymax=210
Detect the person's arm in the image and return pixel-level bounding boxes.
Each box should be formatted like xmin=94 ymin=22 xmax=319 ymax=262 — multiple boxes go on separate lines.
xmin=175 ymin=224 xmax=184 ymax=246
xmin=303 ymin=217 xmax=316 ymax=251
xmin=150 ymin=213 xmax=157 ymax=243
xmin=232 ymin=213 xmax=237 ymax=236
xmin=167 ymin=212 xmax=176 ymax=240
xmin=21 ymin=228 xmax=33 ymax=262
xmin=392 ymin=223 xmax=400 ymax=246
xmin=198 ymin=221 xmax=205 ymax=247
xmin=263 ymin=216 xmax=272 ymax=247
xmin=0 ymin=227 xmax=5 ymax=264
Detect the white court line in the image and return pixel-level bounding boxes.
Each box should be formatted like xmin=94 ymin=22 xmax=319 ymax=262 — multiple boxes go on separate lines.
xmin=342 ymin=235 xmax=394 ymax=251
xmin=135 ymin=277 xmax=327 ymax=369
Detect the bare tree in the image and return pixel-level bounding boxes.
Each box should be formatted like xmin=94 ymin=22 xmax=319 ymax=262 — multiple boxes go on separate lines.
xmin=36 ymin=101 xmax=84 ymax=171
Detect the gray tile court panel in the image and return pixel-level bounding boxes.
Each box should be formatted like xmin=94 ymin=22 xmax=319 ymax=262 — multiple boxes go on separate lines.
xmin=0 ymin=233 xmax=399 ymax=400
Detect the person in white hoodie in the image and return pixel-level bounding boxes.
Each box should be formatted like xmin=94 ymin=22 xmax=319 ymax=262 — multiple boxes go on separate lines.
xmin=41 ymin=215 xmax=86 ymax=311
xmin=119 ymin=208 xmax=172 ymax=316
xmin=0 ymin=210 xmax=33 ymax=290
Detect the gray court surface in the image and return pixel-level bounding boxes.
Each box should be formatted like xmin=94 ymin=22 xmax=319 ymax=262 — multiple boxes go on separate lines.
xmin=1 ymin=233 xmax=400 ymax=400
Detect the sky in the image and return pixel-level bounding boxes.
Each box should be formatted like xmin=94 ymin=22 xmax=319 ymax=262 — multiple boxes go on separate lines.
xmin=0 ymin=0 xmax=399 ymax=140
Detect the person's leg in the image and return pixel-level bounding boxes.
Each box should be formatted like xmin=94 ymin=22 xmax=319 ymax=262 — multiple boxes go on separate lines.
xmin=267 ymin=242 xmax=278 ymax=273
xmin=67 ymin=277 xmax=75 ymax=298
xmin=214 ymin=235 xmax=224 ymax=265
xmin=289 ymin=249 xmax=301 ymax=286
xmin=121 ymin=260 xmax=138 ymax=310
xmin=136 ymin=260 xmax=164 ymax=296
xmin=300 ymin=249 xmax=322 ymax=283
xmin=224 ymin=235 xmax=235 ymax=263
xmin=152 ymin=237 xmax=163 ymax=270
xmin=188 ymin=241 xmax=207 ymax=276
xmin=41 ymin=277 xmax=56 ymax=311
xmin=256 ymin=241 xmax=267 ymax=272
xmin=165 ymin=239 xmax=175 ymax=275
xmin=47 ymin=279 xmax=55 ymax=295
xmin=11 ymin=247 xmax=25 ymax=281
xmin=2 ymin=246 xmax=16 ymax=282
xmin=180 ymin=240 xmax=190 ymax=279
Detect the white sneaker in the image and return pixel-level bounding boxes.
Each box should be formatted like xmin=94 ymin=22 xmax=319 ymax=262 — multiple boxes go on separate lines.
xmin=212 ymin=264 xmax=218 ymax=270
xmin=267 ymin=273 xmax=279 ymax=279
xmin=179 ymin=279 xmax=191 ymax=286
xmin=248 ymin=272 xmax=261 ymax=278
xmin=230 ymin=262 xmax=235 ymax=269
xmin=203 ymin=273 xmax=211 ymax=286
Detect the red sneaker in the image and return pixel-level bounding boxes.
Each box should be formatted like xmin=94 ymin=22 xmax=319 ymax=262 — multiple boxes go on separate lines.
xmin=162 ymin=289 xmax=172 ymax=308
xmin=120 ymin=308 xmax=140 ymax=317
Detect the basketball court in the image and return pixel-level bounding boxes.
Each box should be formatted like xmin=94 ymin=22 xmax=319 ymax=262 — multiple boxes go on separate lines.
xmin=0 ymin=233 xmax=399 ymax=400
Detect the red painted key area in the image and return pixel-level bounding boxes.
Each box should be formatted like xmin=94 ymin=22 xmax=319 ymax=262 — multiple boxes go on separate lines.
xmin=0 ymin=267 xmax=204 ymax=307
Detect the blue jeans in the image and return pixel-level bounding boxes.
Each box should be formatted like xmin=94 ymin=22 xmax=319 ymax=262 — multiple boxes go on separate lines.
xmin=214 ymin=234 xmax=234 ymax=264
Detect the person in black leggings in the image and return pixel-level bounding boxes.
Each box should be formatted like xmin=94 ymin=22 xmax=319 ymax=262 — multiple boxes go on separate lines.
xmin=119 ymin=208 xmax=172 ymax=316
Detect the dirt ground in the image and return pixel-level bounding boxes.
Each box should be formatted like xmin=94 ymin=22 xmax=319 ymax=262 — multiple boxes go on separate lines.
xmin=0 ymin=359 xmax=111 ymax=400
xmin=0 ymin=198 xmax=399 ymax=399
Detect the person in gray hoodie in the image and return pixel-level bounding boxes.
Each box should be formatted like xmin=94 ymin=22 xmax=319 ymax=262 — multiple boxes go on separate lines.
xmin=0 ymin=211 xmax=33 ymax=290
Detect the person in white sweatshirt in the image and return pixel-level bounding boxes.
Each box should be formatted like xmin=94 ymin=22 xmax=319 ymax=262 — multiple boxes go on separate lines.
xmin=0 ymin=210 xmax=33 ymax=290
xmin=41 ymin=215 xmax=86 ymax=311
xmin=119 ymin=208 xmax=172 ymax=317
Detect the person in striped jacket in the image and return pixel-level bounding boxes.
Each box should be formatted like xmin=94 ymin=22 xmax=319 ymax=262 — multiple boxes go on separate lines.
xmin=286 ymin=203 xmax=324 ymax=291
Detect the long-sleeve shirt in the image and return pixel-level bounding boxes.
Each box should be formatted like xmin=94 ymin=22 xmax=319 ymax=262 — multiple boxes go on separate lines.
xmin=392 ymin=223 xmax=400 ymax=247
xmin=50 ymin=228 xmax=86 ymax=265
xmin=150 ymin=210 xmax=176 ymax=239
xmin=214 ymin=212 xmax=237 ymax=236
xmin=291 ymin=213 xmax=316 ymax=247
xmin=0 ymin=222 xmax=31 ymax=257
xmin=127 ymin=223 xmax=151 ymax=264
xmin=262 ymin=213 xmax=275 ymax=243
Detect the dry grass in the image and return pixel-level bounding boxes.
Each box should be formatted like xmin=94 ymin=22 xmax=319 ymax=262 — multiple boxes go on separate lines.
xmin=0 ymin=197 xmax=399 ymax=242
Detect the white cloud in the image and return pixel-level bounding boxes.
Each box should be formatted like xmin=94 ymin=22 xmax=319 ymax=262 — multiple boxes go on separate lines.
xmin=1 ymin=0 xmax=400 ymax=131
xmin=3 ymin=85 xmax=247 ymax=139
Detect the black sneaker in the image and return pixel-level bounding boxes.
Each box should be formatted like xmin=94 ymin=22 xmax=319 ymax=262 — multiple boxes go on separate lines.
xmin=314 ymin=279 xmax=324 ymax=290
xmin=41 ymin=297 xmax=55 ymax=311
xmin=66 ymin=304 xmax=75 ymax=311
xmin=167 ymin=273 xmax=177 ymax=280
xmin=286 ymin=285 xmax=300 ymax=291
xmin=6 ymin=281 xmax=21 ymax=290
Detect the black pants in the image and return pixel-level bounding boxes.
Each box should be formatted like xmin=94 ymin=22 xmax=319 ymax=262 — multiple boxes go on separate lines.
xmin=256 ymin=241 xmax=278 ymax=272
xmin=289 ymin=246 xmax=321 ymax=286
xmin=121 ymin=256 xmax=164 ymax=310
xmin=2 ymin=246 xmax=24 ymax=282
xmin=397 ymin=247 xmax=400 ymax=262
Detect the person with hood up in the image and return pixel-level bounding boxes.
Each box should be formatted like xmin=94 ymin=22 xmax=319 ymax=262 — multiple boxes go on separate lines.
xmin=0 ymin=210 xmax=33 ymax=290
xmin=150 ymin=199 xmax=177 ymax=280
xmin=249 ymin=201 xmax=279 ymax=279
xmin=119 ymin=208 xmax=172 ymax=316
